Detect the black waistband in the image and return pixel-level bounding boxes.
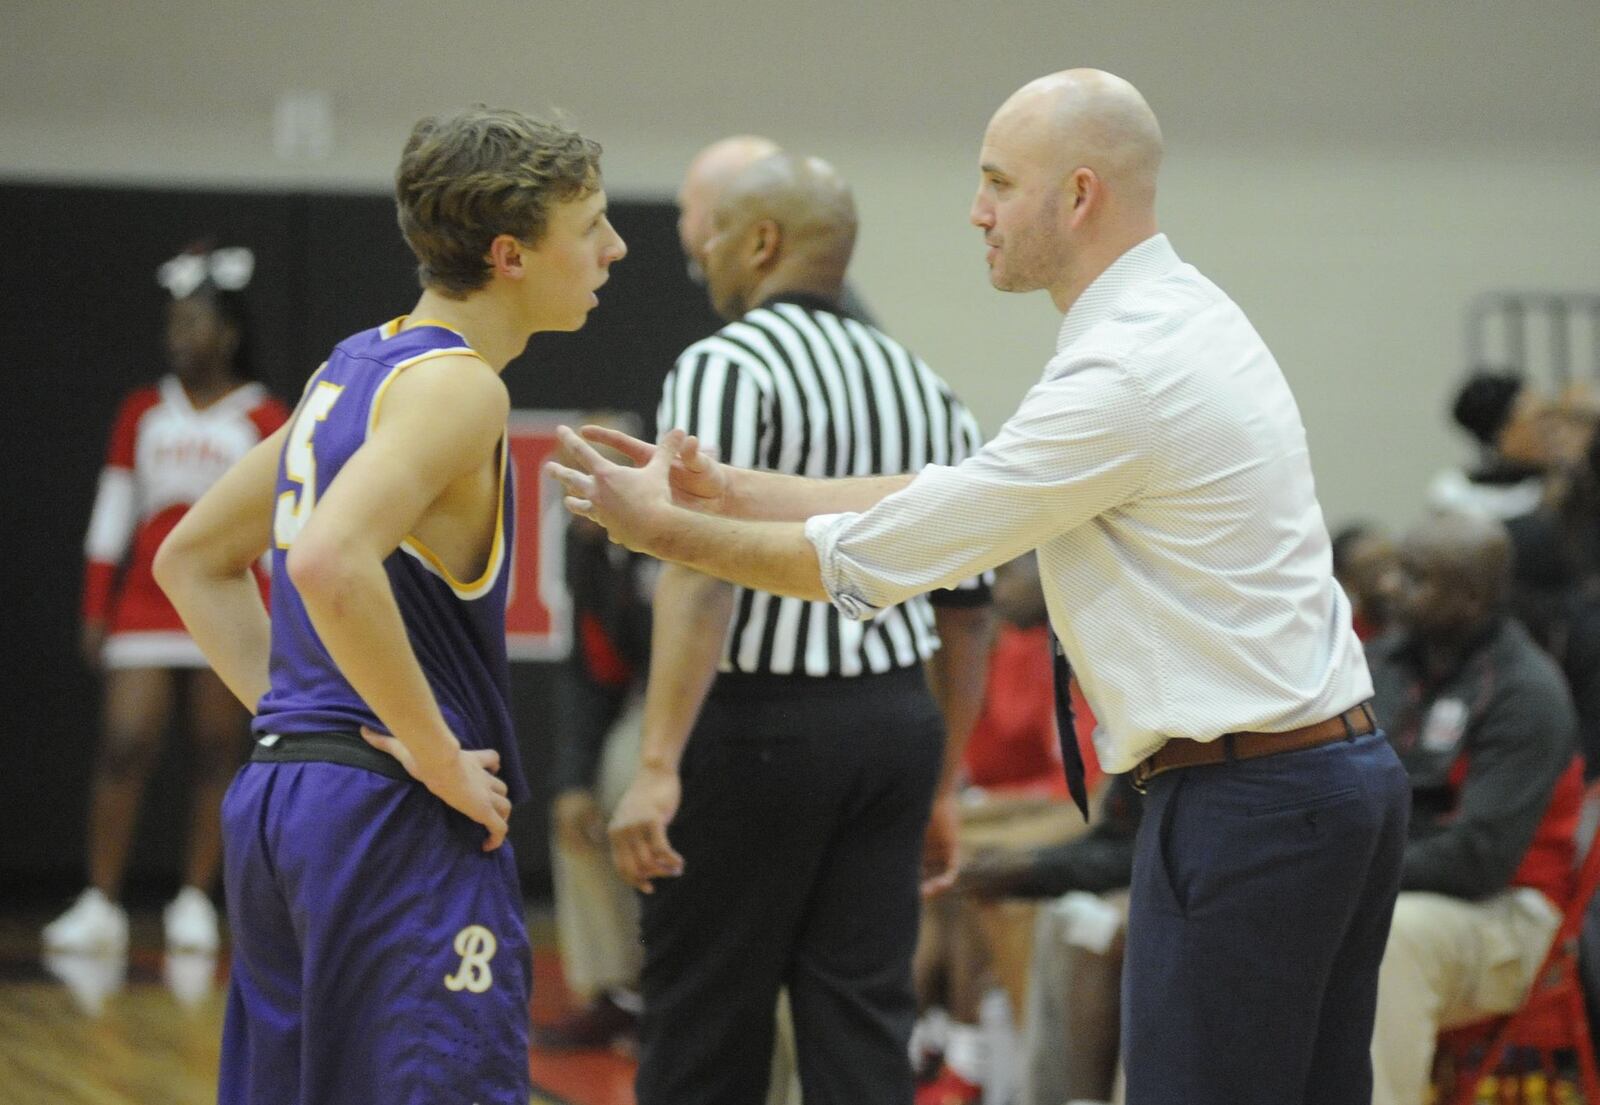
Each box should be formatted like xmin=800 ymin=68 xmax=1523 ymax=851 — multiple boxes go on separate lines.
xmin=709 ymin=663 xmax=929 ymax=701
xmin=250 ymin=730 xmax=413 ymax=783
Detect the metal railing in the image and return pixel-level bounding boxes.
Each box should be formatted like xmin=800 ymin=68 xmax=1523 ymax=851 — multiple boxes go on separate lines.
xmin=1467 ymin=291 xmax=1600 ymax=386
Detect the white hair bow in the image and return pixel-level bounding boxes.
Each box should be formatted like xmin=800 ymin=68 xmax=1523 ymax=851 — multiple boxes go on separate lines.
xmin=156 ymin=247 xmax=255 ymax=298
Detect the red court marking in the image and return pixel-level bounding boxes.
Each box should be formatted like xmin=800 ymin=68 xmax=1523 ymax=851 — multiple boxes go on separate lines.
xmin=529 ymin=947 xmax=637 ymax=1105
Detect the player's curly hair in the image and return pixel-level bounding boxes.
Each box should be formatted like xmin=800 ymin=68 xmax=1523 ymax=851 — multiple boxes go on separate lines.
xmin=395 ymin=107 xmax=602 ymax=297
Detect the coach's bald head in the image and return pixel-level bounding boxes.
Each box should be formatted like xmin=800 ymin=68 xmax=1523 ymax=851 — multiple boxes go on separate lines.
xmin=677 ymin=135 xmax=783 ymax=278
xmin=700 ymin=152 xmax=857 ymax=321
xmin=972 ymin=69 xmax=1163 ymax=312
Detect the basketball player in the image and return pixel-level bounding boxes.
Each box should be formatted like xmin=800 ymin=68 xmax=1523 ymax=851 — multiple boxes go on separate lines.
xmin=155 ymin=107 xmax=625 ymax=1104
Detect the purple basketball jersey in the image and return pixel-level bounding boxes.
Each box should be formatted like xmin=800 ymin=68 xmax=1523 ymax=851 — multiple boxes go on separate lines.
xmin=253 ymin=317 xmax=527 ymax=801
xmin=221 ymin=316 xmax=534 ymax=1103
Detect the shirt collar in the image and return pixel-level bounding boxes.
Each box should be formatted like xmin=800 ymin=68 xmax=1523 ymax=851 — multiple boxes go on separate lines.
xmin=1055 ymin=233 xmax=1180 ymax=353
xmin=755 ymin=291 xmax=846 ymax=317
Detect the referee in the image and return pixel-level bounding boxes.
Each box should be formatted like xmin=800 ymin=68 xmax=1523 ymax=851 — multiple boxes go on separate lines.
xmin=608 ymin=151 xmax=994 ymax=1105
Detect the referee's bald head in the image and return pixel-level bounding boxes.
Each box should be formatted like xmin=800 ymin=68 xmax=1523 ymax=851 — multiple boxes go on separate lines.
xmin=718 ymin=152 xmax=857 ymax=270
xmin=677 ymin=135 xmax=781 ymax=272
xmin=700 ymin=152 xmax=857 ymax=319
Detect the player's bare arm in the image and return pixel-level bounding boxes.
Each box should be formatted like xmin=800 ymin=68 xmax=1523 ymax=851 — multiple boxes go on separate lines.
xmin=155 ymin=422 xmax=287 ymax=710
xmin=577 ymin=422 xmax=912 ymax=521
xmin=549 ymin=429 xmax=831 ymax=602
xmin=287 ymin=354 xmax=513 ymax=849
xmin=609 ymin=563 xmax=733 ymax=893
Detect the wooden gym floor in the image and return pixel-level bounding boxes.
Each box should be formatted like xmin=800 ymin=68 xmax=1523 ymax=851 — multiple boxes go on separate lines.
xmin=0 ymin=903 xmax=637 ymax=1105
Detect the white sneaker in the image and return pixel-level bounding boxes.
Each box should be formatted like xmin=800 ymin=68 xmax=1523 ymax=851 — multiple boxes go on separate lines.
xmin=163 ymin=886 xmax=219 ymax=953
xmin=42 ymin=888 xmax=129 ymax=954
xmin=162 ymin=951 xmax=218 ymax=1011
xmin=42 ymin=950 xmax=127 ymax=1016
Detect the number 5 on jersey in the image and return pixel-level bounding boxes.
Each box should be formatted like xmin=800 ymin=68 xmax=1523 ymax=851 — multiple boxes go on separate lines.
xmin=274 ymin=381 xmax=345 ymax=548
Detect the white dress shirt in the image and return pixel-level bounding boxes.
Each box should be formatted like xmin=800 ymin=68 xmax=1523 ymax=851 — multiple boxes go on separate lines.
xmin=805 ymin=234 xmax=1372 ymax=772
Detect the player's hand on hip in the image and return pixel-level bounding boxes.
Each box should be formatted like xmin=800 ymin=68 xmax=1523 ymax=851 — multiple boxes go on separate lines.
xmin=362 ymin=726 xmax=511 ymax=852
xmin=578 ymin=422 xmax=729 ymax=514
xmin=607 ymin=766 xmax=684 ymax=893
xmin=546 ymin=426 xmax=685 ymax=553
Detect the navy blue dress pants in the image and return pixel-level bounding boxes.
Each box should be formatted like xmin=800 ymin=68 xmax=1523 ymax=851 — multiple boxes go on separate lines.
xmin=1122 ymin=729 xmax=1409 ymax=1105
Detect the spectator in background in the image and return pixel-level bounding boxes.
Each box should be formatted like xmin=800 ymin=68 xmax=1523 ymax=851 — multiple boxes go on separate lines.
xmin=45 ymin=249 xmax=288 ymax=955
xmin=1367 ymin=510 xmax=1584 ymax=1105
xmin=958 ymin=774 xmax=1142 ymax=1105
xmin=1428 ymin=371 xmax=1546 ymax=522
xmin=1437 ymin=371 xmax=1599 ymax=606
xmin=535 ymin=420 xmax=655 ymax=1051
xmin=912 ymin=553 xmax=1092 ymax=1105
xmin=1332 ymin=522 xmax=1400 ymax=641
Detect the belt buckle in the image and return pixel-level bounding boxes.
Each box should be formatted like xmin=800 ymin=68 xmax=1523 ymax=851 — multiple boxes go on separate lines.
xmin=1130 ymin=758 xmax=1152 ymax=794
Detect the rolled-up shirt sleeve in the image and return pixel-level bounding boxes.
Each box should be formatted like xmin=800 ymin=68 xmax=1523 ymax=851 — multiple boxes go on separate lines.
xmin=805 ymin=353 xmax=1154 ymax=619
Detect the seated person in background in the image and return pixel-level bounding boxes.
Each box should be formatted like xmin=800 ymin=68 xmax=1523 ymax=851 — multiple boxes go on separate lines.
xmin=1331 ymin=522 xmax=1400 ymax=641
xmin=959 ymin=773 xmax=1143 ymax=1105
xmin=1367 ymin=510 xmax=1584 ymax=1105
xmin=912 ymin=552 xmax=1094 ymax=1105
xmin=960 ymin=553 xmax=1080 ymax=799
xmin=535 ymin=437 xmax=655 ymax=1049
xmin=1428 ymin=371 xmax=1547 ymax=521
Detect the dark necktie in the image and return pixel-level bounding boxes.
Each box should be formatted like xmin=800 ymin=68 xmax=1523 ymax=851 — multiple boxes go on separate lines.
xmin=1050 ymin=631 xmax=1090 ymax=819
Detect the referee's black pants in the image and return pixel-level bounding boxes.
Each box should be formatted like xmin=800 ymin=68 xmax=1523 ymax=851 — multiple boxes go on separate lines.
xmin=635 ymin=666 xmax=943 ymax=1105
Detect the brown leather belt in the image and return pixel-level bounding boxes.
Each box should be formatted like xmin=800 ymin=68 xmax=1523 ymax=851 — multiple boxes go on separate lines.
xmin=1130 ymin=702 xmax=1377 ymax=792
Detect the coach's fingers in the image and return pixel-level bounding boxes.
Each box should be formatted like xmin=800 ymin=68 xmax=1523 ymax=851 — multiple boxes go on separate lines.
xmin=580 ymin=424 xmax=654 ymax=466
xmin=556 ymin=425 xmax=612 ymax=473
xmin=679 ymin=436 xmax=716 ymax=469
xmin=655 ymin=428 xmax=688 ymax=463
xmin=545 ymin=460 xmax=596 ymax=500
xmin=469 ymin=748 xmax=501 ymax=774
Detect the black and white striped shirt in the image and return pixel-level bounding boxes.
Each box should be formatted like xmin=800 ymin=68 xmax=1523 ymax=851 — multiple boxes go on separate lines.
xmin=658 ymin=293 xmax=990 ymax=678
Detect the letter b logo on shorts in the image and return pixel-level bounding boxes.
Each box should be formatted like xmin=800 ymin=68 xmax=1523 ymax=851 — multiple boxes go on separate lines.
xmin=444 ymin=925 xmax=498 ymax=993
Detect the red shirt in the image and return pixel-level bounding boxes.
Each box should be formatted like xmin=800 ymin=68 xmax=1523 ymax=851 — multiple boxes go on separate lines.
xmin=83 ymin=376 xmax=287 ymax=633
xmin=963 ymin=623 xmax=1103 ymax=796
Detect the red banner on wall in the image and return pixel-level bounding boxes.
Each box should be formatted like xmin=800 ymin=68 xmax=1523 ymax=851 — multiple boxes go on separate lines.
xmin=505 ymin=411 xmax=577 ymax=661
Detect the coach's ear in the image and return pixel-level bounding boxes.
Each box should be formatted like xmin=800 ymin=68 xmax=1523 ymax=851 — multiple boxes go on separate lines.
xmin=487 ymin=233 xmax=527 ymax=278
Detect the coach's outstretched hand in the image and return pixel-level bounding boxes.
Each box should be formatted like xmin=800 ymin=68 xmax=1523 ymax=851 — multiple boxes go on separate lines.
xmin=546 ymin=425 xmax=684 ymax=553
xmin=576 ymin=423 xmax=731 ymax=514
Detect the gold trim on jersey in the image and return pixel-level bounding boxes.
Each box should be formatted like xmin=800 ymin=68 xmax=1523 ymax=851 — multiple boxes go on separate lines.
xmin=365 ymin=347 xmax=487 ymax=438
xmin=380 ymin=315 xmax=472 ymax=341
xmin=398 ymin=432 xmax=509 ymax=601
xmin=365 ymin=343 xmax=502 ymax=600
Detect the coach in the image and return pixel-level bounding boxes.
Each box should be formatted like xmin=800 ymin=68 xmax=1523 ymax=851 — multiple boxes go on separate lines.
xmin=552 ymin=69 xmax=1411 ymax=1105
